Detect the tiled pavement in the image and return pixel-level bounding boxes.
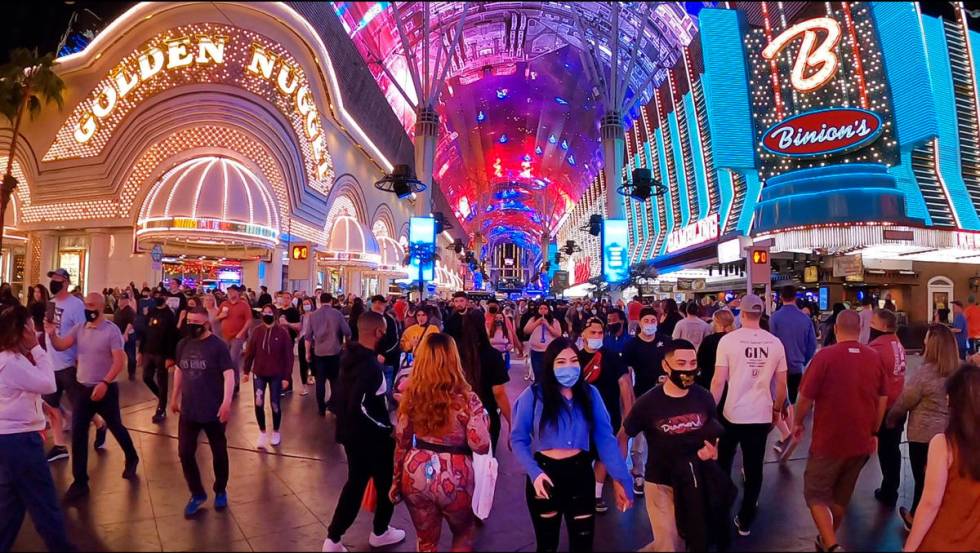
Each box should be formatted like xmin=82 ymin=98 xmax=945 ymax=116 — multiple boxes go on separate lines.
xmin=13 ymin=356 xmax=918 ymax=552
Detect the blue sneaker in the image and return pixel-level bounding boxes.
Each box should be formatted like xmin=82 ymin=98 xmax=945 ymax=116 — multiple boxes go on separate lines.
xmin=214 ymin=492 xmax=228 ymax=510
xmin=184 ymin=495 xmax=207 ymax=517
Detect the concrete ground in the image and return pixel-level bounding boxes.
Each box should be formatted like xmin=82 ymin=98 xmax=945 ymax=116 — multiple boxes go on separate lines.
xmin=12 ymin=355 xmax=917 ymax=552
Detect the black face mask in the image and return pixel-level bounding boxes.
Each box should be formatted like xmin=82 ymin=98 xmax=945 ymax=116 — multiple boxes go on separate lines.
xmin=84 ymin=309 xmax=99 ymax=323
xmin=665 ymin=362 xmax=699 ymax=389
xmin=50 ymin=280 xmax=64 ymax=295
xmin=608 ymin=323 xmax=622 ymax=334
xmin=262 ymin=314 xmax=275 ymax=325
xmin=869 ymin=328 xmax=888 ymax=342
xmin=154 ymin=296 xmax=167 ymax=307
xmin=186 ymin=323 xmax=206 ymax=339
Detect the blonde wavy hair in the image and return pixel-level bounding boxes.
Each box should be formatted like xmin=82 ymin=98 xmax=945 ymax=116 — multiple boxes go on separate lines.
xmin=399 ymin=332 xmax=472 ymax=436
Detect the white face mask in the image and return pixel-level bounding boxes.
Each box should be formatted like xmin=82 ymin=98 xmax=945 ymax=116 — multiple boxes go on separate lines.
xmin=641 ymin=324 xmax=658 ymax=336
xmin=586 ymin=338 xmax=603 ymax=350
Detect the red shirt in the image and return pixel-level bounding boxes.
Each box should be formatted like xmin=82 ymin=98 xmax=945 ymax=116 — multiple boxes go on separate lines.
xmin=219 ymin=299 xmax=253 ymax=340
xmin=800 ymin=341 xmax=887 ymax=458
xmin=627 ymin=300 xmax=643 ymax=322
xmin=393 ymin=299 xmax=408 ymax=322
xmin=868 ymin=334 xmax=906 ymax=408
xmin=965 ymin=304 xmax=980 ymax=338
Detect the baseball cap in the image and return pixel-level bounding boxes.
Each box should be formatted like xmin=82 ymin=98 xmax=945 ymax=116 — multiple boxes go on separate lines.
xmin=47 ymin=268 xmax=71 ymax=281
xmin=740 ymin=294 xmax=765 ymax=314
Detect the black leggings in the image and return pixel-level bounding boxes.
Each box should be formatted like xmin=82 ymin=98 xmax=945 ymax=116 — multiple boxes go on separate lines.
xmin=909 ymin=440 xmax=929 ymax=513
xmin=718 ymin=418 xmax=771 ymax=528
xmin=298 ymin=339 xmax=310 ymax=384
xmin=526 ymin=452 xmax=595 ymax=552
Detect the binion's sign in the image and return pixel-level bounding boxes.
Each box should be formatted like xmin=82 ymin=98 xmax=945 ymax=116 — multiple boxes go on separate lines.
xmin=761 ymin=107 xmax=883 ymax=158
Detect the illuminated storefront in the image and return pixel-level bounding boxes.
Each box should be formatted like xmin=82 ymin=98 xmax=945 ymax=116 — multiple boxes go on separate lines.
xmin=1 ymin=2 xmax=420 ymax=295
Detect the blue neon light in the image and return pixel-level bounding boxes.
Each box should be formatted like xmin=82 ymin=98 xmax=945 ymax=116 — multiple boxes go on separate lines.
xmin=603 ymin=219 xmax=629 ymax=283
xmin=548 ymin=134 xmax=557 ymax=144
xmin=555 ymin=97 xmax=568 ymax=105
xmin=477 ymin=110 xmax=486 ymax=123
xmin=560 ymin=139 xmax=569 ymax=150
xmin=496 ymin=88 xmax=508 ymax=99
xmin=499 ymin=134 xmax=509 ymax=144
xmin=567 ymin=155 xmax=576 ymax=166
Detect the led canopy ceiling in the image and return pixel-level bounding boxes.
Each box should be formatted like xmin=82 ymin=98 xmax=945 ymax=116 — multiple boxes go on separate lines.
xmin=333 ymin=2 xmax=697 ymax=257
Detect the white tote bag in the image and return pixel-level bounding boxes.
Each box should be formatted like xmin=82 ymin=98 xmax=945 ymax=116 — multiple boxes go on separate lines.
xmin=471 ymin=452 xmax=498 ymax=520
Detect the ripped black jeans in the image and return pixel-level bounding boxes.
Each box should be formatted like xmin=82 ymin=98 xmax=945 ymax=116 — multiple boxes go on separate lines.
xmin=526 ymin=451 xmax=595 ymax=552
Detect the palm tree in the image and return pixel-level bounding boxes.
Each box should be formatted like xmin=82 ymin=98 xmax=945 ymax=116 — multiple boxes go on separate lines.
xmin=0 ymin=48 xmax=66 ymax=255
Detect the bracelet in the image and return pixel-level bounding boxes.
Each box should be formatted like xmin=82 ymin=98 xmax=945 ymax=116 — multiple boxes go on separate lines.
xmin=101 ymin=379 xmax=112 ymax=386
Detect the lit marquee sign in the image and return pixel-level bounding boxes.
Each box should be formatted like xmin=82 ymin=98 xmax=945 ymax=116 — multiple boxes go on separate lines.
xmin=46 ymin=24 xmax=335 ymax=194
xmin=762 ymin=107 xmax=883 ymax=157
xmin=762 ymin=17 xmax=842 ymax=93
xmin=666 ymin=213 xmax=719 ymax=253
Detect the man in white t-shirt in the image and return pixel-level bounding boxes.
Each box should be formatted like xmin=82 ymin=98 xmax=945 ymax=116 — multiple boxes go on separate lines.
xmin=710 ymin=294 xmax=788 ymax=537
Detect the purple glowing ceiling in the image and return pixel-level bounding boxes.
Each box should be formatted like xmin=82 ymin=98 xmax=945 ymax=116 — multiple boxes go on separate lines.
xmin=332 ymin=2 xmax=698 ymax=256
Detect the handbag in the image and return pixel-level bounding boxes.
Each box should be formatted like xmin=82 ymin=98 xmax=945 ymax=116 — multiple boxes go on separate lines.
xmin=361 ymin=478 xmax=377 ymax=512
xmin=471 ymin=452 xmax=498 ymax=520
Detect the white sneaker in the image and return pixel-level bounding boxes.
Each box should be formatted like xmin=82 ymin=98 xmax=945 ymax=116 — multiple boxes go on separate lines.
xmin=300 ymin=385 xmax=309 ymax=396
xmin=368 ymin=526 xmax=406 ymax=548
xmin=271 ymin=431 xmax=282 ymax=446
xmin=321 ymin=537 xmax=347 ymax=552
xmin=256 ymin=432 xmax=269 ymax=450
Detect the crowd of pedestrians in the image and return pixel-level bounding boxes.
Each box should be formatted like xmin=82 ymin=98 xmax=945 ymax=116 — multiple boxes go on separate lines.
xmin=0 ymin=272 xmax=979 ymax=553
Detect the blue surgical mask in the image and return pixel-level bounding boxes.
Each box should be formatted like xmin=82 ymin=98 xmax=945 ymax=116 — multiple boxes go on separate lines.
xmin=586 ymin=338 xmax=603 ymax=350
xmin=641 ymin=324 xmax=658 ymax=336
xmin=554 ymin=365 xmax=580 ymax=388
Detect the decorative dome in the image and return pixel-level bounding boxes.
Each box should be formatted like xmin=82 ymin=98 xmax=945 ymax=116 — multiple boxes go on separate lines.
xmin=377 ymin=235 xmax=408 ymax=276
xmin=137 ymin=157 xmax=280 ymax=248
xmin=319 ymin=214 xmax=381 ymax=268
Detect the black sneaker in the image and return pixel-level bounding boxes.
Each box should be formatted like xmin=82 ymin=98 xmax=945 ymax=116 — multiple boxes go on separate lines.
xmin=873 ymin=488 xmax=897 ymax=507
xmin=595 ymin=498 xmax=609 ymax=513
xmin=151 ymin=408 xmax=166 ymax=424
xmin=899 ymin=507 xmax=913 ymax=531
xmin=94 ymin=425 xmax=108 ymax=450
xmin=46 ymin=446 xmax=69 ymax=463
xmin=64 ymin=481 xmax=90 ymax=501
xmin=632 ymin=476 xmax=645 ymax=497
xmin=734 ymin=515 xmax=751 ymax=536
xmin=122 ymin=457 xmax=139 ymax=480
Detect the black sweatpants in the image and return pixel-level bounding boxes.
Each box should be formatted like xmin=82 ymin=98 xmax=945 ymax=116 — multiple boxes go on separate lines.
xmin=326 ymin=437 xmax=396 ymax=542
xmin=177 ymin=418 xmax=229 ymax=498
xmin=718 ymin=418 xmax=771 ymax=528
xmin=526 ymin=452 xmax=596 ymax=553
xmin=908 ymin=440 xmax=929 ymax=513
xmin=142 ymin=353 xmax=169 ymax=410
xmin=312 ymin=354 xmax=340 ymax=415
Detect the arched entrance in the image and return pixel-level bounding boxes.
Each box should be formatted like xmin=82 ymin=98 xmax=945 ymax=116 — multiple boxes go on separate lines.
xmin=928 ymin=276 xmax=954 ymax=324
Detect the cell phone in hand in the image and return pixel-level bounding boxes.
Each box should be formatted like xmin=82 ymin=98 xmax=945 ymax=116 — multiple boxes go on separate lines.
xmin=45 ymin=301 xmax=56 ymax=323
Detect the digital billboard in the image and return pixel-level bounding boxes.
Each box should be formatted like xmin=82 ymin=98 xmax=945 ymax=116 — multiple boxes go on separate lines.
xmin=602 ymin=218 xmax=629 ymax=283
xmin=408 ymin=216 xmax=435 ymax=282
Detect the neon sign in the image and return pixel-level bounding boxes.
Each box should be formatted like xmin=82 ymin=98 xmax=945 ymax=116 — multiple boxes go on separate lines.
xmin=761 ymin=107 xmax=883 ymax=157
xmin=666 ymin=213 xmax=719 ymax=253
xmin=762 ymin=17 xmax=842 ymax=92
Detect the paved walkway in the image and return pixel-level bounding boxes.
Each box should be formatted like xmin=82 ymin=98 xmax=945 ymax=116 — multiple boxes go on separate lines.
xmin=13 ymin=356 xmax=916 ymax=551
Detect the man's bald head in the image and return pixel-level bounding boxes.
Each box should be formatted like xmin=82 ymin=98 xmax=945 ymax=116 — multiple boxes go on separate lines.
xmin=84 ymin=292 xmax=105 ymax=310
xmin=357 ymin=310 xmax=386 ymax=348
xmin=835 ymin=309 xmax=861 ymax=341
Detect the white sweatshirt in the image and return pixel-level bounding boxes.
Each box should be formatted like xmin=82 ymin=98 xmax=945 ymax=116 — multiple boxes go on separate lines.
xmin=0 ymin=346 xmax=56 ymax=434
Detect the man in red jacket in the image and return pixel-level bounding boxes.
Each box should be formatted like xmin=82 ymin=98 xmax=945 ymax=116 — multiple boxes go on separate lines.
xmin=242 ymin=305 xmax=294 ymax=450
xmin=867 ymin=308 xmax=906 ymax=506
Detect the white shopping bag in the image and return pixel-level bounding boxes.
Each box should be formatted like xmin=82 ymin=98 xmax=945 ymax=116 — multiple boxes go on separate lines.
xmin=471 ymin=452 xmax=498 ymax=520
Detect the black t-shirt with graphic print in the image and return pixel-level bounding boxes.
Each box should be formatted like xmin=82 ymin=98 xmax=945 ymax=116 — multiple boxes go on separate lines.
xmin=623 ymin=384 xmax=723 ymax=485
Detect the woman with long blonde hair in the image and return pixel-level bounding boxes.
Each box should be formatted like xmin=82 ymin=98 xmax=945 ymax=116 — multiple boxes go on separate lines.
xmin=390 ymin=333 xmax=491 ymax=552
xmin=887 ymin=324 xmax=957 ymax=530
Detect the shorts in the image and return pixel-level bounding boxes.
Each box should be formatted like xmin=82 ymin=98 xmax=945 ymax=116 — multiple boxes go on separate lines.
xmin=787 ymin=373 xmax=803 ymax=404
xmin=803 ymin=454 xmax=869 ymax=508
xmin=42 ymin=366 xmax=78 ymax=408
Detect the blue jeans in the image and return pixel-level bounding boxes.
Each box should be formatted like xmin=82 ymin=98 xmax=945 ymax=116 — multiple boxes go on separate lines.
xmin=529 ymin=350 xmax=545 ymax=382
xmin=382 ymin=365 xmax=395 ymax=407
xmin=0 ymin=432 xmax=74 ymax=551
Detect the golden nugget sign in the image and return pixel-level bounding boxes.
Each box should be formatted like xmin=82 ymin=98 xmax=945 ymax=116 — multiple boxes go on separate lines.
xmin=45 ymin=24 xmax=334 ymax=193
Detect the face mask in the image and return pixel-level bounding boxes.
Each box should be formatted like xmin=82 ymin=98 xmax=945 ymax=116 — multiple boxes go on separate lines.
xmin=50 ymin=280 xmax=64 ymax=295
xmin=155 ymin=296 xmax=166 ymax=307
xmin=262 ymin=314 xmax=275 ymax=325
xmin=586 ymin=338 xmax=603 ymax=350
xmin=303 ymin=303 xmax=313 ymax=311
xmin=869 ymin=328 xmax=887 ymax=341
xmin=186 ymin=323 xmax=206 ymax=339
xmin=608 ymin=323 xmax=622 ymax=334
xmin=577 ymin=306 xmax=583 ymax=312
xmin=641 ymin=324 xmax=658 ymax=336
xmin=667 ymin=368 xmax=698 ymax=389
xmin=554 ymin=365 xmax=580 ymax=388
xmin=84 ymin=309 xmax=99 ymax=322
